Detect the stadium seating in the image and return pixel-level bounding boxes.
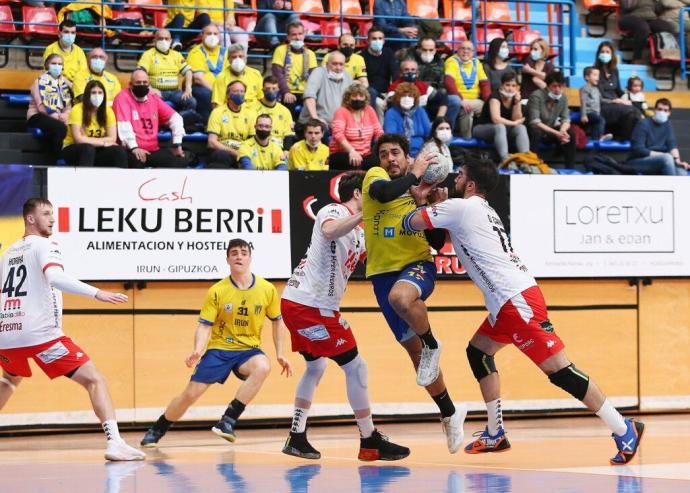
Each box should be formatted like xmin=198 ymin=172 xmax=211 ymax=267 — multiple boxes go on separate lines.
xmin=0 ymin=5 xmax=16 ymax=68
xmin=583 ymin=0 xmax=618 ymax=37
xmin=407 ymin=0 xmax=439 ymax=18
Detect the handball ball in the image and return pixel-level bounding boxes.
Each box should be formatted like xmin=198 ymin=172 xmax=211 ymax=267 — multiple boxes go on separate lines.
xmin=422 ymin=154 xmax=451 ymax=184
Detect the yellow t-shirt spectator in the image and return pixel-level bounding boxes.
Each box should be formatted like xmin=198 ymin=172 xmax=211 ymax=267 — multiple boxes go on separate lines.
xmin=187 ymin=44 xmax=227 ymax=87
xmin=322 ymin=52 xmax=367 ymax=80
xmin=272 ymin=44 xmax=318 ymax=95
xmin=212 ymin=65 xmax=264 ymax=106
xmin=250 ymin=100 xmax=294 ymax=148
xmin=42 ymin=42 xmax=88 ymax=84
xmin=288 ymin=140 xmax=329 ymax=170
xmin=138 ymin=48 xmax=191 ymax=91
xmin=72 ymin=70 xmax=122 ymax=105
xmin=196 ymin=0 xmax=226 ymax=24
xmin=63 ymin=102 xmax=116 ymax=147
xmin=207 ymin=104 xmax=257 ymax=149
xmin=166 ymin=0 xmax=195 ymax=26
xmin=238 ymin=138 xmax=287 ymax=170
xmin=444 ymin=56 xmax=487 ymax=100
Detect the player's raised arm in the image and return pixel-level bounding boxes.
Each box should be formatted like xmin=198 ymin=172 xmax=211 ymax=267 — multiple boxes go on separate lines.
xmin=321 ymin=211 xmax=363 ymax=241
xmin=271 ymin=318 xmax=292 ymax=377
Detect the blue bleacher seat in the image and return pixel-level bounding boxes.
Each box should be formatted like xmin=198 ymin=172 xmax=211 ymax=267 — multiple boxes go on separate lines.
xmin=28 ymin=127 xmax=43 ymax=138
xmin=597 ymin=140 xmax=631 ymax=151
xmin=4 ymin=94 xmax=31 ymax=106
xmin=184 ymin=132 xmax=208 ymax=142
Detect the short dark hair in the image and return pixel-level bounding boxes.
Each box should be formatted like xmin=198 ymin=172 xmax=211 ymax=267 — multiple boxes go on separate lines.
xmin=263 ymin=75 xmax=279 ymax=86
xmin=287 ymin=21 xmax=304 ymax=34
xmin=583 ymin=66 xmax=597 ymax=78
xmin=418 ymin=36 xmax=436 ymax=48
xmin=227 ymin=80 xmax=247 ymax=92
xmin=338 ymin=171 xmax=364 ymax=202
xmin=376 ymin=133 xmax=409 ymax=158
xmin=627 ymin=75 xmax=644 ymax=91
xmin=500 ymin=71 xmax=517 ymax=85
xmin=59 ymin=19 xmax=77 ymax=31
xmin=226 ymin=238 xmax=252 ymax=257
xmin=256 ymin=113 xmax=272 ymax=123
xmin=23 ymin=198 xmax=52 ymax=219
xmin=367 ymin=26 xmax=385 ymax=38
xmin=655 ymin=97 xmax=672 ymax=110
xmin=545 ymin=70 xmax=566 ymax=86
xmin=463 ymin=156 xmax=499 ymax=195
xmin=304 ymin=118 xmax=325 ymax=133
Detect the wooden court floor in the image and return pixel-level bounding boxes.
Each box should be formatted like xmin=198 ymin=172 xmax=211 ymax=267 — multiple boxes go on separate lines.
xmin=0 ymin=414 xmax=688 ymax=493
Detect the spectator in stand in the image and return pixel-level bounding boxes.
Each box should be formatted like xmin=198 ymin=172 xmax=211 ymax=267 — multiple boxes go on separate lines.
xmin=360 ymin=27 xmax=400 ymax=121
xmin=329 ymin=83 xmax=383 ymax=170
xmin=288 ymin=119 xmax=329 ymax=170
xmin=188 ymin=23 xmax=226 ymax=122
xmin=593 ymin=41 xmax=641 ymax=141
xmin=61 ymin=80 xmax=127 ymax=167
xmin=527 ymin=71 xmax=575 ymax=168
xmin=622 ymin=76 xmax=650 ymax=117
xmin=419 ymin=116 xmax=454 ymax=173
xmin=255 ymin=0 xmax=300 ymax=49
xmin=373 ymin=0 xmax=418 ymax=50
xmin=212 ymin=44 xmax=264 ymax=107
xmin=27 ymin=54 xmax=72 ymax=154
xmin=166 ymin=0 xmax=212 ymax=50
xmin=42 ymin=19 xmax=87 ymax=86
xmin=238 ymin=114 xmax=288 ymax=170
xmin=385 ymin=59 xmax=434 ymax=109
xmin=383 ymin=83 xmax=431 ymax=157
xmin=579 ymin=67 xmax=613 ymax=142
xmin=627 ymin=98 xmax=689 ymax=175
xmin=271 ymin=22 xmax=317 ymax=113
xmin=618 ymin=0 xmax=675 ymax=64
xmin=73 ymin=48 xmax=121 ymax=106
xmin=206 ymin=80 xmax=256 ymax=168
xmin=113 ymin=68 xmax=187 ymax=169
xmin=444 ymin=40 xmax=490 ymax=139
xmin=473 ymin=72 xmax=529 ymax=162
xmin=322 ymin=34 xmax=368 ymax=86
xmin=483 ymin=38 xmax=516 ymax=93
xmin=250 ymin=76 xmax=295 ymax=153
xmin=408 ymin=37 xmax=461 ymax=132
xmin=520 ymin=38 xmax=553 ymax=101
xmin=298 ymin=51 xmax=352 ymax=131
xmin=138 ymin=29 xmax=197 ymax=115
xmin=197 ymin=0 xmax=250 ymax=51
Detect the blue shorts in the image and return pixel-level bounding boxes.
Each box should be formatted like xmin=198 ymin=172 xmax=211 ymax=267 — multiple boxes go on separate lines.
xmin=370 ymin=260 xmax=436 ymax=343
xmin=191 ymin=348 xmax=264 ymax=384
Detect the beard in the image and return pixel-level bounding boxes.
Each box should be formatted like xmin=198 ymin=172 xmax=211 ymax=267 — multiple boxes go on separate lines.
xmin=451 ymin=182 xmax=466 ymax=198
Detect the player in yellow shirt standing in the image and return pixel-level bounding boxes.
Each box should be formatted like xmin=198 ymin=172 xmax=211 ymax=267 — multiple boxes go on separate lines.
xmin=322 ymin=34 xmax=368 ymax=86
xmin=362 ymin=133 xmax=466 ymax=454
xmin=138 ymin=29 xmax=197 ymax=115
xmin=238 ymin=114 xmax=288 ymax=170
xmin=251 ymin=76 xmax=295 ymax=152
xmin=212 ymin=45 xmax=264 ymax=108
xmin=42 ymin=19 xmax=87 ymax=86
xmin=188 ymin=23 xmax=226 ymax=121
xmin=141 ymin=238 xmax=292 ymax=447
xmin=72 ymin=48 xmax=121 ymax=106
xmin=288 ymin=119 xmax=329 ymax=170
xmin=271 ymin=22 xmax=317 ymax=113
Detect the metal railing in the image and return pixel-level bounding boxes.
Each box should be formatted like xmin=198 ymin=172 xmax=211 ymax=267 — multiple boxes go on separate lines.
xmin=680 ymin=6 xmax=690 ymax=80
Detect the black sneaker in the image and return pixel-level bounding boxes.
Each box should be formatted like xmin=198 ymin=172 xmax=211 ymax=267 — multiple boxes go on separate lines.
xmin=358 ymin=429 xmax=410 ymax=461
xmin=282 ymin=431 xmax=321 ymax=459
xmin=140 ymin=427 xmax=166 ymax=448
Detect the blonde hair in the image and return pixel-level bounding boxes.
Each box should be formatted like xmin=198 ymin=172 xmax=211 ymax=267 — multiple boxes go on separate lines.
xmin=342 ymin=82 xmax=370 ymax=109
xmin=530 ymin=38 xmax=550 ymax=60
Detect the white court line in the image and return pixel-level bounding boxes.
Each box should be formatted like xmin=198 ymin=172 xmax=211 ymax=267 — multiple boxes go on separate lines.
xmin=545 ymin=463 xmax=690 ymax=481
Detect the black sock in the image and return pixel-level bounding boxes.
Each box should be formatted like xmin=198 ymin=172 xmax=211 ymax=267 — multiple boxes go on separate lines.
xmin=432 ymin=390 xmax=456 ymax=418
xmin=419 ymin=328 xmax=438 ymax=349
xmin=153 ymin=414 xmax=173 ymax=433
xmin=223 ymin=398 xmax=246 ymax=422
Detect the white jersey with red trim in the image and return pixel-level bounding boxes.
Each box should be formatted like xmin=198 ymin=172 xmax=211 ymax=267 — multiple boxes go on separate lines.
xmin=420 ymin=196 xmax=536 ymax=318
xmin=282 ymin=203 xmax=365 ymax=311
xmin=0 ymin=235 xmax=65 ymax=349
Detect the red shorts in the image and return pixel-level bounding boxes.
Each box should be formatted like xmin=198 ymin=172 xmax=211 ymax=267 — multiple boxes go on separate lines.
xmin=478 ymin=286 xmax=565 ymax=365
xmin=0 ymin=336 xmax=90 ymax=379
xmin=281 ymin=299 xmax=357 ymax=358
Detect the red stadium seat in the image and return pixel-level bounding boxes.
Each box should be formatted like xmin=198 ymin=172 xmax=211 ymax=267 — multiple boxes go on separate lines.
xmin=583 ymin=0 xmax=618 ymax=37
xmin=111 ymin=10 xmax=155 ymax=43
xmin=479 ymin=1 xmax=511 ymax=22
xmin=407 ymin=0 xmax=439 ymax=18
xmin=318 ymin=19 xmax=351 ymax=48
xmin=293 ymin=0 xmax=326 ymax=16
xmin=0 ymin=5 xmax=16 ymax=68
xmin=22 ymin=6 xmax=58 ymax=38
xmin=512 ymin=28 xmax=541 ymax=57
xmin=127 ymin=0 xmax=165 ymax=9
xmin=442 ymin=0 xmax=473 ymax=23
xmin=439 ymin=25 xmax=467 ymax=52
xmin=475 ymin=27 xmax=503 ymax=54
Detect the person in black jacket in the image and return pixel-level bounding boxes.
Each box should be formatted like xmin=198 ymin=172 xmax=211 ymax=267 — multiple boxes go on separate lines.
xmin=360 ymin=26 xmax=400 ymax=122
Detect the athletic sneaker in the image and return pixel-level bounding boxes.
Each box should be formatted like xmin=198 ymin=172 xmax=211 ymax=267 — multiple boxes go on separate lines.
xmin=358 ymin=429 xmax=410 ymax=461
xmin=610 ymin=418 xmax=645 ymax=465
xmin=282 ymin=431 xmax=321 ymax=459
xmin=105 ymin=439 xmax=146 ymax=461
xmin=211 ymin=416 xmax=237 ymax=443
xmin=140 ymin=427 xmax=165 ymax=448
xmin=464 ymin=426 xmax=511 ymax=454
xmin=441 ymin=405 xmax=467 ymax=453
xmin=416 ymin=341 xmax=442 ymax=387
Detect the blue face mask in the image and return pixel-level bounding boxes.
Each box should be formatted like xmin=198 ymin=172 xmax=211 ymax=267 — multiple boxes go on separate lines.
xmin=48 ymin=63 xmax=63 ymax=78
xmin=403 ymin=72 xmax=417 ymax=82
xmin=264 ymin=90 xmax=279 ymax=102
xmin=530 ymin=49 xmax=541 ymax=61
xmin=654 ymin=110 xmax=669 ymax=123
xmin=498 ymin=47 xmax=510 ymax=60
xmin=61 ymin=33 xmax=76 ymax=46
xmin=90 ymin=58 xmax=106 ymax=73
xmin=598 ymin=52 xmax=612 ymax=64
xmin=369 ymin=39 xmax=384 ymax=52
xmin=230 ymin=93 xmax=245 ymax=106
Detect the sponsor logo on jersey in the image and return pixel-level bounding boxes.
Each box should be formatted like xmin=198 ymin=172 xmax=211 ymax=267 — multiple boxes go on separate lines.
xmin=546 ymin=340 xmax=555 ymax=348
xmin=335 ymin=338 xmax=347 ymax=347
xmin=3 ymin=298 xmax=21 ymax=311
xmin=383 ymin=227 xmax=395 ymax=238
xmin=224 ymin=303 xmax=233 ymax=314
xmin=539 ymin=320 xmax=554 ymax=333
xmin=254 ymin=304 xmax=262 ymax=315
xmin=297 ymin=324 xmax=330 ymax=341
xmin=0 ymin=354 xmax=9 ymax=363
xmin=512 ymin=333 xmax=523 ymax=344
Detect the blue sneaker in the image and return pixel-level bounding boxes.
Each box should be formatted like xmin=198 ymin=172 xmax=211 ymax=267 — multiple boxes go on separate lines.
xmin=610 ymin=418 xmax=645 ymax=465
xmin=212 ymin=416 xmax=237 ymax=443
xmin=464 ymin=427 xmax=511 ymax=454
xmin=140 ymin=427 xmax=165 ymax=448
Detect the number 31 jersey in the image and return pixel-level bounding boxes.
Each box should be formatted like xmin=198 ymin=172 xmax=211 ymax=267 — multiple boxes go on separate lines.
xmin=0 ymin=236 xmax=65 ymax=349
xmin=419 ymin=197 xmax=536 ymax=318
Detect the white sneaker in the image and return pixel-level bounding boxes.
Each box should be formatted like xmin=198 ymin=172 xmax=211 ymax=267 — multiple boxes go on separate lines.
xmin=441 ymin=405 xmax=467 ymax=454
xmin=416 ymin=341 xmax=442 ymax=387
xmin=105 ymin=439 xmax=146 ymax=461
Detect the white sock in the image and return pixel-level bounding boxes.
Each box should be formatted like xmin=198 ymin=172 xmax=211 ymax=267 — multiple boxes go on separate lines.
xmin=596 ymin=399 xmax=628 ymax=436
xmin=102 ymin=420 xmax=121 ymax=442
xmin=356 ymin=414 xmax=375 ymax=439
xmin=291 ymin=406 xmax=309 ymax=433
xmin=486 ymin=399 xmax=503 ymax=436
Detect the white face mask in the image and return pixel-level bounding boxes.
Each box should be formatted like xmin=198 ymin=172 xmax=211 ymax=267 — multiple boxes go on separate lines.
xmin=156 ymin=40 xmax=171 ymax=52
xmin=230 ymin=57 xmax=246 ymax=73
xmin=290 ymin=39 xmax=304 ymax=50
xmin=498 ymin=47 xmax=510 ymax=60
xmin=436 ymin=129 xmax=452 ymax=143
xmin=420 ymin=52 xmax=434 ymax=64
xmin=328 ymin=70 xmax=344 ymax=81
xmin=548 ymin=91 xmax=562 ymax=101
xmin=400 ymin=96 xmax=414 ymax=110
xmin=500 ymin=89 xmax=516 ymax=99
xmin=654 ymin=110 xmax=669 ymax=123
xmin=90 ymin=93 xmax=104 ymax=107
xmin=204 ymin=35 xmax=219 ymax=49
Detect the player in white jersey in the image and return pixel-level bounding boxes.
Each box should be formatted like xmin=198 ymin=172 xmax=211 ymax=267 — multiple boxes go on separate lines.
xmin=0 ymin=198 xmax=145 ymax=462
xmin=281 ymin=172 xmax=409 ymax=462
xmin=403 ymin=158 xmax=644 ymax=465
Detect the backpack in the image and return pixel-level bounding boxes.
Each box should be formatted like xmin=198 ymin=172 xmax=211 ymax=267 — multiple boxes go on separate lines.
xmin=583 ymin=154 xmax=635 ymax=175
xmin=572 ymin=123 xmax=589 ymax=150
xmin=653 ymin=32 xmax=680 ymax=60
xmin=501 ymin=151 xmax=557 ymax=174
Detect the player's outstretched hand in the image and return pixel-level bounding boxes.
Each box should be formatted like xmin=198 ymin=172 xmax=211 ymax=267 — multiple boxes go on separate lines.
xmin=430 ymin=186 xmax=448 ymax=204
xmin=410 ymin=181 xmax=434 ymax=206
xmin=410 ymin=151 xmax=438 ymax=179
xmin=277 ymin=355 xmax=293 ymax=377
xmin=185 ymin=351 xmax=202 ymax=368
xmin=95 ymin=290 xmax=129 ymax=304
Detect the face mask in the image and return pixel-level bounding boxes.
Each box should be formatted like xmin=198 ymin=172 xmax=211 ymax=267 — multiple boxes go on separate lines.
xmin=350 ymin=99 xmax=366 ymax=110
xmin=499 ymin=89 xmax=516 ymax=99
xmin=156 ymin=40 xmax=171 ymax=52
xmin=400 ymin=96 xmax=414 ymax=110
xmin=530 ymin=49 xmax=541 ymax=61
xmin=61 ymin=33 xmax=76 ymax=46
xmin=328 ymin=70 xmax=344 ymax=81
xmin=498 ymin=47 xmax=510 ymax=60
xmin=654 ymin=110 xmax=669 ymax=123
xmin=90 ymin=93 xmax=104 ymax=107
xmin=204 ymin=35 xmax=219 ymax=49
xmin=548 ymin=91 xmax=562 ymax=101
xmin=369 ymin=39 xmax=384 ymax=52
xmin=132 ymin=85 xmax=149 ymax=98
xmin=230 ymin=57 xmax=246 ymax=73
xmin=290 ymin=39 xmax=304 ymax=50
xmin=340 ymin=47 xmax=354 ymax=58
xmin=436 ymin=129 xmax=452 ymax=144
xmin=255 ymin=129 xmax=271 ymax=140
xmin=403 ymin=72 xmax=417 ymax=82
xmin=230 ymin=93 xmax=245 ymax=106
xmin=420 ymin=52 xmax=434 ymax=64
xmin=264 ymin=90 xmax=279 ymax=102
xmin=48 ymin=63 xmax=63 ymax=78
xmin=598 ymin=52 xmax=612 ymax=64
xmin=90 ymin=58 xmax=106 ymax=73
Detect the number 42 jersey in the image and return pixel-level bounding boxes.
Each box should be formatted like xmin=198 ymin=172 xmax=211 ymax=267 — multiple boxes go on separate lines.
xmin=0 ymin=236 xmax=65 ymax=349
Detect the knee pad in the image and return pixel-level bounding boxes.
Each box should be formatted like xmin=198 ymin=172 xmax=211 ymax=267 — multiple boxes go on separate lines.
xmin=305 ymin=358 xmax=327 ymax=382
xmin=466 ymin=344 xmax=497 ymax=381
xmin=548 ymin=364 xmax=589 ymax=401
xmin=331 ymin=346 xmax=359 ymax=366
